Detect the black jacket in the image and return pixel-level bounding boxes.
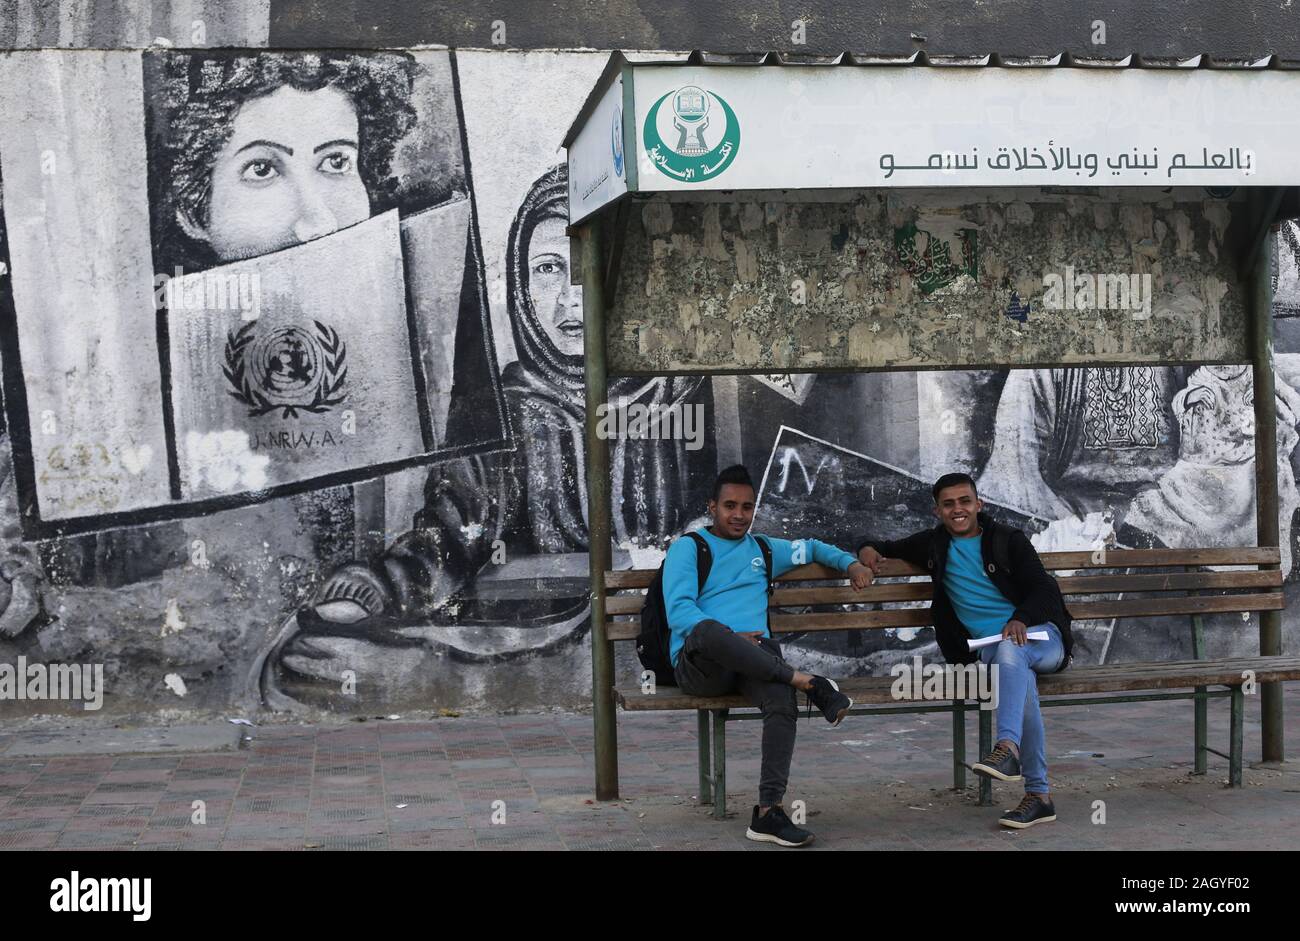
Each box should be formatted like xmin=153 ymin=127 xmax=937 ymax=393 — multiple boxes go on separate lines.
xmin=857 ymin=512 xmax=1073 ymax=669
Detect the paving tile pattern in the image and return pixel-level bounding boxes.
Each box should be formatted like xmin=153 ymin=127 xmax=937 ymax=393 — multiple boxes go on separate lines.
xmin=1 ymin=686 xmax=1298 ymax=850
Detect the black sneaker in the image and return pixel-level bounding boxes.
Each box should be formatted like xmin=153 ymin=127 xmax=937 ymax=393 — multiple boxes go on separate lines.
xmin=806 ymin=676 xmax=853 ymax=726
xmin=973 ymin=742 xmax=1023 ymax=782
xmin=999 ymin=793 xmax=1057 ymax=829
xmin=745 ymin=805 xmax=814 ymax=847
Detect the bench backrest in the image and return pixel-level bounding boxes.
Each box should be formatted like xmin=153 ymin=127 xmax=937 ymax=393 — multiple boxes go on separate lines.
xmin=603 ymin=547 xmax=1284 ymax=644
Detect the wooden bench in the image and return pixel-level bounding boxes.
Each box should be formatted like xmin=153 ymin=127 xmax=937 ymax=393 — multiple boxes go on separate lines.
xmin=605 ymin=546 xmax=1299 ymax=818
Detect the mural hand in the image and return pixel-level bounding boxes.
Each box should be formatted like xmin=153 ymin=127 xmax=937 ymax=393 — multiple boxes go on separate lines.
xmin=1030 ymin=512 xmax=1114 ymax=559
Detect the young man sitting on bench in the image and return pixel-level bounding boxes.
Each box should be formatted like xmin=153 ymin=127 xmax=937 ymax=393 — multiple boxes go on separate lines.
xmin=665 ymin=464 xmax=873 ymax=847
xmin=855 ymin=473 xmax=1074 ymax=829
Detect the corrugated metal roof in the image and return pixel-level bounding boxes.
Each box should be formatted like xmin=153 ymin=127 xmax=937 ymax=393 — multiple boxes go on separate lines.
xmin=632 ymin=49 xmax=1292 ymax=69
xmin=265 ymin=0 xmax=1300 ymax=66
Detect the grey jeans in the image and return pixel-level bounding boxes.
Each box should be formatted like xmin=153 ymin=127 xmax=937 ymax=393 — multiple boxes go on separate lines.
xmin=674 ymin=619 xmax=798 ymax=807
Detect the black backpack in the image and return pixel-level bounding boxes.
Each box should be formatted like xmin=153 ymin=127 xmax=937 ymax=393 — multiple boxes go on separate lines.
xmin=636 ymin=532 xmax=773 ymax=685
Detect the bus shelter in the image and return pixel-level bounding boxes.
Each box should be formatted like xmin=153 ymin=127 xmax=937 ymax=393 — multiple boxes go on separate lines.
xmin=563 ymin=51 xmax=1296 ymax=799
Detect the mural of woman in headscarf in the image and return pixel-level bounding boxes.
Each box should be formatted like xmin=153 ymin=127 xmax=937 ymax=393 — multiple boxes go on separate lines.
xmin=258 ymin=165 xmax=711 ymax=703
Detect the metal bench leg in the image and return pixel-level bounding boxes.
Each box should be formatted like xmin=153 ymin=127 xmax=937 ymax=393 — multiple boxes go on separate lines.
xmin=1190 ymin=609 xmax=1208 ymax=775
xmin=711 ymin=709 xmax=728 ymax=820
xmin=952 ymin=700 xmax=966 ymax=791
xmin=1193 ymin=685 xmax=1208 ymax=775
xmin=1229 ymin=686 xmax=1244 ymax=788
xmin=697 ymin=710 xmax=712 ymax=806
xmin=977 ymin=707 xmax=993 ymax=806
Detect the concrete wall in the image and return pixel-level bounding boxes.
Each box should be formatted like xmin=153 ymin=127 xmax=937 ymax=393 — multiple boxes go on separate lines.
xmin=1 ymin=2 xmax=1298 ymax=719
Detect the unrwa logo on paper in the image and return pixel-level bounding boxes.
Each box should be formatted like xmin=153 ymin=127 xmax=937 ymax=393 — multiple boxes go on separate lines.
xmin=643 ymin=85 xmax=740 ymax=183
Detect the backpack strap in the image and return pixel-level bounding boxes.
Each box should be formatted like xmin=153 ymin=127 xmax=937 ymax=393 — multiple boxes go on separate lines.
xmin=754 ymin=534 xmax=775 ymax=596
xmin=685 ymin=532 xmax=713 ymax=593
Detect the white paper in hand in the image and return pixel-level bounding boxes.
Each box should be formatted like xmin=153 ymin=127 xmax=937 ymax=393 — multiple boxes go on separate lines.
xmin=967 ymin=630 xmax=1049 ymax=651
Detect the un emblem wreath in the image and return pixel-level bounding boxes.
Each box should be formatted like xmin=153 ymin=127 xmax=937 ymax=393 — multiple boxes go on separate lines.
xmin=223 ymin=320 xmax=348 ymax=419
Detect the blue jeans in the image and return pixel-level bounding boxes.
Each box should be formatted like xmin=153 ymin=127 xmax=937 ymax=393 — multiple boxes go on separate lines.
xmin=978 ymin=622 xmax=1066 ymax=795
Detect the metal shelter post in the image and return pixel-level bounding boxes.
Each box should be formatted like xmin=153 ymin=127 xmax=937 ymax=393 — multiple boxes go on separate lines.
xmin=1250 ymin=211 xmax=1284 ymax=764
xmin=579 ymin=217 xmax=619 ymax=800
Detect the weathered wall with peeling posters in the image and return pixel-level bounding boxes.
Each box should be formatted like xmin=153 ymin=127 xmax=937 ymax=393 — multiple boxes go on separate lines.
xmin=612 ymin=190 xmax=1247 ymax=374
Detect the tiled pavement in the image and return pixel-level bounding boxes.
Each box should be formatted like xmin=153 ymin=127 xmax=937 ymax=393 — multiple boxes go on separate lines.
xmin=0 ymin=684 xmax=1297 ymax=850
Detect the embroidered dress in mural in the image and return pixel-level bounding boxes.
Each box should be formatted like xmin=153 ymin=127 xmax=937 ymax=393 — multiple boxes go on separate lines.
xmin=1082 ymin=367 xmax=1168 ymax=451
xmin=979 ymin=367 xmax=1184 ymax=520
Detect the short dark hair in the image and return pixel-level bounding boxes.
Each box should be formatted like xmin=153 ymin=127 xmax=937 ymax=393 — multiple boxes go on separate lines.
xmin=932 ymin=472 xmax=978 ymax=503
xmin=711 ymin=464 xmax=755 ymax=501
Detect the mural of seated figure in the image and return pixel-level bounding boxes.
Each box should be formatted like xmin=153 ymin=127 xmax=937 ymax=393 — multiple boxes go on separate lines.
xmin=1126 ymin=364 xmax=1300 ymax=576
xmin=977 ymin=366 xmax=1187 ymax=532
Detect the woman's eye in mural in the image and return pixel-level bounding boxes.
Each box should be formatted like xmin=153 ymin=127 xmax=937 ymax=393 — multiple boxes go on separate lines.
xmin=316 ymin=147 xmax=356 ymax=176
xmin=532 ymin=256 xmax=565 ymax=277
xmin=238 ymin=157 xmax=281 ymax=184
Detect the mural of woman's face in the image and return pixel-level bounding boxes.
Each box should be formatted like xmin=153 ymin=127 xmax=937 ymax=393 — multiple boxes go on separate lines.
xmin=187 ymin=85 xmax=371 ymax=262
xmin=528 ymin=216 xmax=583 ymax=357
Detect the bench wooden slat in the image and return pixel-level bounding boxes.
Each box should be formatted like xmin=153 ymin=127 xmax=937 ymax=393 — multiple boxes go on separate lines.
xmin=768 ymin=569 xmax=1284 ymax=605
xmin=605 ymin=594 xmax=647 ymax=615
xmin=607 ymin=622 xmax=640 ymax=641
xmin=1032 ymin=547 xmax=1280 ymax=569
xmin=606 ymin=590 xmax=1284 ymax=639
xmin=767 ymin=608 xmax=930 ymax=631
xmin=1069 ymin=593 xmax=1285 ymax=619
xmin=1056 ymin=569 xmax=1282 ymax=593
xmin=603 ymin=547 xmax=1283 ymax=588
xmin=764 ymin=591 xmax=1286 ymax=631
xmin=604 ymin=565 xmax=1283 ymax=614
xmin=605 ymin=579 xmax=934 ymax=613
xmin=613 ymin=656 xmax=1300 ymax=710
xmin=604 ymin=561 xmax=854 ymax=589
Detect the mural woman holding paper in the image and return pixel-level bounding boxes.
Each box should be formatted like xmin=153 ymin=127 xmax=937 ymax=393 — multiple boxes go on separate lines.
xmin=148 ymin=49 xmax=503 ymax=505
xmin=3 ymin=50 xmax=442 ymax=595
xmin=0 ymin=48 xmax=489 ymax=689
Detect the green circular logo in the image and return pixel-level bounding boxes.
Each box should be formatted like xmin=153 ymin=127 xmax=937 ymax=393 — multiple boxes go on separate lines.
xmin=643 ymin=85 xmax=740 ymax=183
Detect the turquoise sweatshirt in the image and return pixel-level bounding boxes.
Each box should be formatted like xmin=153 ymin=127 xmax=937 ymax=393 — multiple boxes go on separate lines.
xmin=663 ymin=527 xmax=857 ymax=667
xmin=943 ymin=532 xmax=1017 ymax=638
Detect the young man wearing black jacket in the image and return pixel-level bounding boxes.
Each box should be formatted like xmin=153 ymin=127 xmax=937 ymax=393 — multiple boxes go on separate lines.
xmin=856 ymin=473 xmax=1074 ymax=829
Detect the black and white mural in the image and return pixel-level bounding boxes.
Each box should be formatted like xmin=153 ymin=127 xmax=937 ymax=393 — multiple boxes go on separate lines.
xmin=744 ymin=357 xmax=1300 ymax=674
xmin=256 ymin=51 xmax=718 ymax=709
xmin=142 ymin=49 xmax=504 ymax=500
xmin=0 ymin=47 xmax=1297 ymax=715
